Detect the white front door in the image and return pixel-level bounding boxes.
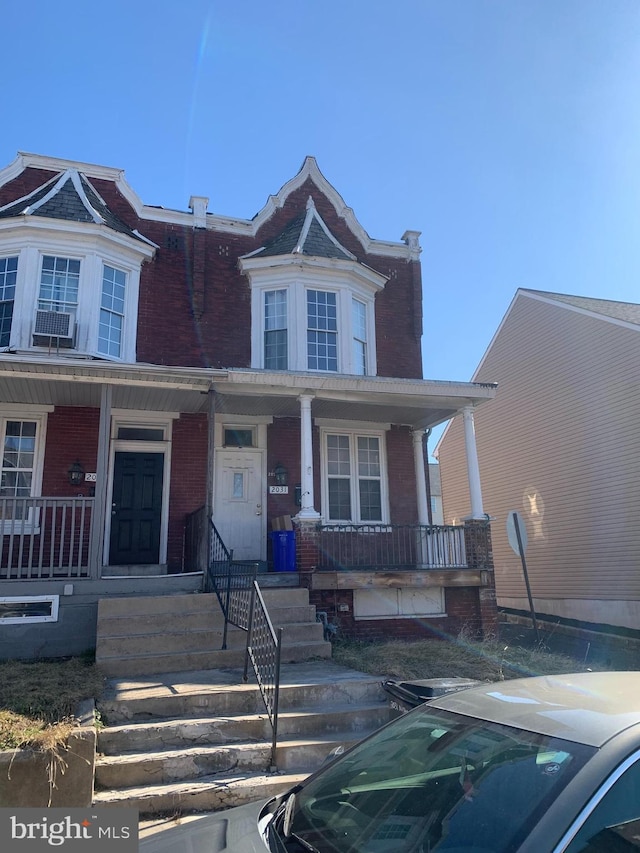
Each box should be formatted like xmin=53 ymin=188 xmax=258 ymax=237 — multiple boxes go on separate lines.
xmin=213 ymin=449 xmax=264 ymax=561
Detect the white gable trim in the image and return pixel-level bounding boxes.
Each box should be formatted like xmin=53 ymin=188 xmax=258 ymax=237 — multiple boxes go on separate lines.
xmin=2 ymin=153 xmax=420 ymax=261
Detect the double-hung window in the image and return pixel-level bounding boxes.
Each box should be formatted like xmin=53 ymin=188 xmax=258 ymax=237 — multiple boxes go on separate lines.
xmin=307 ymin=290 xmax=337 ymax=371
xmin=0 ymin=257 xmax=17 ymax=348
xmin=99 ymin=264 xmax=127 ymax=357
xmin=352 ymin=298 xmax=367 ymax=375
xmin=325 ymin=431 xmax=385 ymax=522
xmin=38 ymin=255 xmax=80 ymax=316
xmin=264 ymin=289 xmax=287 ymax=369
xmin=0 ymin=415 xmax=47 ymax=527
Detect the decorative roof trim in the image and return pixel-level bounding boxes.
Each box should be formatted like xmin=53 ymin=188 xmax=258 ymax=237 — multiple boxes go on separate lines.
xmin=0 ymin=153 xmax=421 ymax=260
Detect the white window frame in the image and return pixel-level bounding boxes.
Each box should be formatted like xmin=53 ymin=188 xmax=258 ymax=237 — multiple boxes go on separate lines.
xmin=98 ymin=262 xmax=127 ymax=358
xmin=0 ymin=595 xmax=59 ymax=624
xmin=0 ymin=406 xmax=50 ymax=533
xmin=248 ymin=263 xmax=379 ymax=375
xmin=0 ymin=254 xmax=18 ymax=348
xmin=319 ymin=424 xmax=389 ymax=524
xmin=0 ymin=224 xmax=148 ymax=362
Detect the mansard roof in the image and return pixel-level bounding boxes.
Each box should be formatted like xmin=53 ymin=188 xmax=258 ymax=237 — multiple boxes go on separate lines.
xmin=0 ymin=168 xmax=150 ymax=245
xmin=246 ymin=196 xmax=355 ymax=261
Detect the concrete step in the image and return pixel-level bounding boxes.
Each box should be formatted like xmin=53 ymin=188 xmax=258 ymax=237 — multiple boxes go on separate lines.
xmin=95 ymin=729 xmax=369 ymax=789
xmin=97 ymin=640 xmax=331 ymax=678
xmin=98 ymin=666 xmax=386 ymax=723
xmin=93 ymin=663 xmax=389 ymax=817
xmin=98 ymin=593 xmax=213 ymax=619
xmin=93 ymin=772 xmax=306 ymax=816
xmin=98 ymin=703 xmax=388 ymax=754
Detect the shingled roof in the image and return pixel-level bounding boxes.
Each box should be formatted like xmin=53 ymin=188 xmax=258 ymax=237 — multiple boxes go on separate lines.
xmin=524 ymin=289 xmax=640 ymax=327
xmin=0 ymin=168 xmax=148 ymax=244
xmin=247 ymin=196 xmax=355 ymax=261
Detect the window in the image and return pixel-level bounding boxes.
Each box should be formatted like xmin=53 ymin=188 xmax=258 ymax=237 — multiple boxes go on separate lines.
xmin=0 ymin=256 xmax=17 ymax=348
xmin=307 ymin=290 xmax=337 ymax=371
xmin=1 ymin=420 xmax=37 ymax=501
xmin=323 ymin=430 xmax=386 ymax=522
xmin=38 ymin=255 xmax=80 ymax=315
xmin=0 ymin=595 xmax=59 ymax=624
xmin=264 ymin=289 xmax=287 ymax=369
xmin=564 ymin=752 xmax=640 ymax=852
xmin=352 ymin=298 xmax=367 ymax=375
xmin=98 ymin=264 xmax=127 ymax=357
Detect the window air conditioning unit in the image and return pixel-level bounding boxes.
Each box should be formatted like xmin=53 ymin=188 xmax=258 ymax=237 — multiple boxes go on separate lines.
xmin=33 ymin=310 xmax=75 ymax=340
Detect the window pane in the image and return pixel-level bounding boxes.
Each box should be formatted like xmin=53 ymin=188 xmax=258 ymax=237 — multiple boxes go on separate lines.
xmin=265 ymin=329 xmax=288 ymax=370
xmin=39 ymin=256 xmax=80 ymax=313
xmin=1 ymin=421 xmax=37 ymax=498
xmin=224 ymin=429 xmax=254 ymax=448
xmin=357 ymin=436 xmax=380 ymax=477
xmin=264 ymin=290 xmax=288 ymax=369
xmin=359 ymin=479 xmax=382 ymax=521
xmin=98 ymin=265 xmax=126 ymax=357
xmin=327 ymin=435 xmax=350 ymax=475
xmin=328 ymin=478 xmax=351 ymax=520
xmin=308 ymin=291 xmax=338 ymax=371
xmin=0 ymin=257 xmax=17 ymax=348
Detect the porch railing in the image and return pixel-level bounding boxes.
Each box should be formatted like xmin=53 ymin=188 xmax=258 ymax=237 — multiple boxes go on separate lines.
xmin=0 ymin=497 xmax=94 ymax=580
xmin=316 ymin=523 xmax=468 ymax=570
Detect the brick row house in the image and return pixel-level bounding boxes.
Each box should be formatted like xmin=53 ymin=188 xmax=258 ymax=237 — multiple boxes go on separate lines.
xmin=0 ymin=152 xmax=497 ymax=657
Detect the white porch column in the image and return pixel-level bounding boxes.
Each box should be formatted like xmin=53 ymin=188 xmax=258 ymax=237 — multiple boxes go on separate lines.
xmin=296 ymin=394 xmax=320 ymax=520
xmin=463 ymin=405 xmax=485 ymax=519
xmin=412 ymin=429 xmax=429 ymax=526
xmin=89 ymin=384 xmax=112 ymax=574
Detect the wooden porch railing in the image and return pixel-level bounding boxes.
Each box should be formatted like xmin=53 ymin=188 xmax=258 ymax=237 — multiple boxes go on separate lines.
xmin=315 ymin=523 xmax=468 ymax=570
xmin=0 ymin=497 xmax=94 ymax=579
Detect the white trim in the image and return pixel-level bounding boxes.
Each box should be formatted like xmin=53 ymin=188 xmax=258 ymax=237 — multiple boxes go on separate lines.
xmin=314 ymin=418 xmax=391 ymax=431
xmin=1 ymin=153 xmax=420 ymax=259
xmin=319 ymin=425 xmax=389 ymax=524
xmin=0 ymin=594 xmax=59 ymax=625
xmin=104 ymin=412 xmax=175 ymax=566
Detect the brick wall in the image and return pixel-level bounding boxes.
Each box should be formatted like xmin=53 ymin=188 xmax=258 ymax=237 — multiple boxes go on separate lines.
xmin=167 ymin=413 xmax=208 ymax=571
xmin=42 ymin=407 xmax=99 ymax=498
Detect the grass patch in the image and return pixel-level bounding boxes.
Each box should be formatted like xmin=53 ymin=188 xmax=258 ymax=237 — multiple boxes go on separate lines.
xmin=0 ymin=657 xmax=105 ymax=751
xmin=332 ymin=636 xmax=603 ymax=683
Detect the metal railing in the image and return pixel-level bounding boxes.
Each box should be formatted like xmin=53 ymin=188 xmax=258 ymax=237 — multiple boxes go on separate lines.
xmin=316 ymin=523 xmax=467 ymax=570
xmin=0 ymin=497 xmax=94 ymax=579
xmin=246 ymin=583 xmax=283 ymax=769
xmin=204 ymin=519 xmax=283 ymax=770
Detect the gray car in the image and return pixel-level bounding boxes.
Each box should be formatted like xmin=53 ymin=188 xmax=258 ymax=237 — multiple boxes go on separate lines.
xmin=140 ymin=671 xmax=640 ymax=852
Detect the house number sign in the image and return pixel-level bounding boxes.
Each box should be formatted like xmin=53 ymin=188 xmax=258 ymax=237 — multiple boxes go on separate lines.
xmin=269 ymin=486 xmax=289 ymax=494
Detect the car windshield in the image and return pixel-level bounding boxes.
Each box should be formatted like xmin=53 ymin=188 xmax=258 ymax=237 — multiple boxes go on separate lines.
xmin=285 ymin=704 xmax=595 ymax=853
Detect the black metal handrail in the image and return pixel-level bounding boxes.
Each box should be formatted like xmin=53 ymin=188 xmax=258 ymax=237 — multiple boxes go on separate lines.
xmin=204 ymin=520 xmax=282 ymax=768
xmin=246 ymin=582 xmax=283 ymax=769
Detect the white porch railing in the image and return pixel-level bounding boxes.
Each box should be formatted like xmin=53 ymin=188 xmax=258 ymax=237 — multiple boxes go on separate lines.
xmin=0 ymin=497 xmax=94 ymax=579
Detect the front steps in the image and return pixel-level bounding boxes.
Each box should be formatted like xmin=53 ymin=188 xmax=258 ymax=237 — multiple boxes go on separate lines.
xmin=94 ymin=662 xmax=389 ymax=816
xmin=96 ymin=588 xmax=331 ymax=677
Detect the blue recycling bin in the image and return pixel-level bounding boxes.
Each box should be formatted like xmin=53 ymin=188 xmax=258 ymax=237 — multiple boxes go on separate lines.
xmin=270 ymin=530 xmax=297 ymax=572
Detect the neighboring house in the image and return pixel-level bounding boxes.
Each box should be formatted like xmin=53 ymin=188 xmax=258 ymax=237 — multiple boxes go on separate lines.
xmin=436 ymin=288 xmax=640 ymax=637
xmin=0 ymin=152 xmax=497 ymax=657
xmin=428 ymin=463 xmax=444 ymax=525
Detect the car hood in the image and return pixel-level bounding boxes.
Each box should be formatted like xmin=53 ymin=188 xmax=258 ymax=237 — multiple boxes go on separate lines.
xmin=139 ymin=799 xmax=269 ymax=853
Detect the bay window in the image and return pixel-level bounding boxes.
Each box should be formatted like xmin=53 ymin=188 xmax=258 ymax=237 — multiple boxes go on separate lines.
xmin=0 ymin=256 xmax=17 ymax=347
xmin=264 ymin=289 xmax=287 ymax=369
xmin=99 ymin=264 xmax=127 ymax=357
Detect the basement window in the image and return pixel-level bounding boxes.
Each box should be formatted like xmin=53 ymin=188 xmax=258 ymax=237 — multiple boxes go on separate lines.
xmin=0 ymin=595 xmax=59 ymax=624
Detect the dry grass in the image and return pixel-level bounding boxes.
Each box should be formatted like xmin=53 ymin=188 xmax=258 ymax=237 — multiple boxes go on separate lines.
xmin=332 ymin=636 xmax=603 ymax=683
xmin=0 ymin=657 xmax=105 ymax=751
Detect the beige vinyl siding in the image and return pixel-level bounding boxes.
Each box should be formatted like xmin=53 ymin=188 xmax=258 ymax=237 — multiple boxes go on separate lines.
xmin=438 ymin=292 xmax=640 ymax=629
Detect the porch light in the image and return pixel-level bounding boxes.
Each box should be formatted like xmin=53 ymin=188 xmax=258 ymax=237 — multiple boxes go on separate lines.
xmin=273 ymin=463 xmax=287 ymax=486
xmin=67 ymin=460 xmax=85 ymax=487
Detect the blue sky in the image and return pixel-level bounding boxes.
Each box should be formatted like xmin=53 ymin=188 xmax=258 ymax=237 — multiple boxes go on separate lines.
xmin=2 ymin=0 xmax=639 ymax=405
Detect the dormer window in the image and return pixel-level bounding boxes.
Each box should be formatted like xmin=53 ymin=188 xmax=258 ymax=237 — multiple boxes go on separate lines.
xmin=242 ymin=197 xmax=387 ymax=376
xmin=0 ymin=167 xmax=156 ymax=361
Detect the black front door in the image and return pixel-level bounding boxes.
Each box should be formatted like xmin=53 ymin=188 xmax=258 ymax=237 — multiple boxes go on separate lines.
xmin=109 ymin=452 xmax=164 ymax=565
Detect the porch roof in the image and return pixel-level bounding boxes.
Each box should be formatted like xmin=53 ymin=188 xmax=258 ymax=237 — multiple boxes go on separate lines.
xmin=0 ymin=358 xmax=496 ymax=427
xmin=0 ymin=355 xmax=222 ymax=413
xmin=214 ymin=369 xmax=497 ymax=430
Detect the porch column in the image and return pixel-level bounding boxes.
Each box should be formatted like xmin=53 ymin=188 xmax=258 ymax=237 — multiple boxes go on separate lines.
xmin=412 ymin=429 xmax=429 ymax=526
xmin=462 ymin=405 xmax=484 ymax=519
xmin=296 ymin=394 xmax=320 ymax=520
xmin=89 ymin=384 xmax=111 ymax=575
